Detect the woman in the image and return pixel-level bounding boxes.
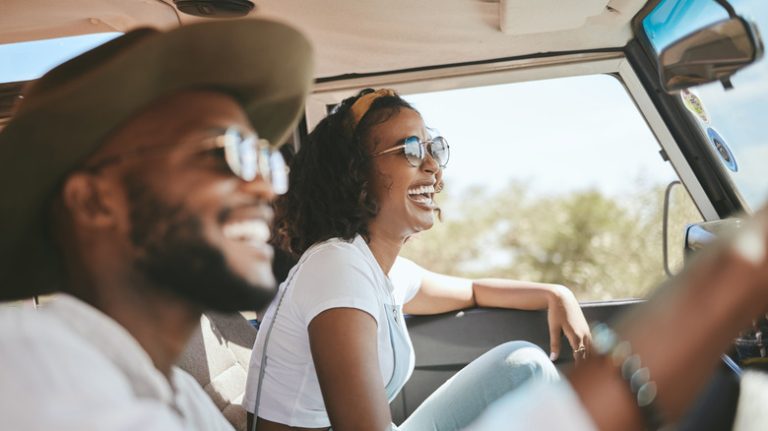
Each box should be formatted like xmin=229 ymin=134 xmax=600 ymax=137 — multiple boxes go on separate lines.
xmin=244 ymin=88 xmax=591 ymax=431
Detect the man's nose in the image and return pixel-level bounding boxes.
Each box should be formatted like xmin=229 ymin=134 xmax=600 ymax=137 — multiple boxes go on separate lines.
xmin=239 ymin=174 xmax=277 ymax=201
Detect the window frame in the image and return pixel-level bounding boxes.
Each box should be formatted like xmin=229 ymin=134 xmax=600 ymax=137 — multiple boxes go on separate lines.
xmin=305 ymin=51 xmax=718 ymax=220
xmin=628 ymin=0 xmax=751 ymax=216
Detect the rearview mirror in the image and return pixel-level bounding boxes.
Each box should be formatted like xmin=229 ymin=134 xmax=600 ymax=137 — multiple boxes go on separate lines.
xmin=660 ymin=17 xmax=764 ymax=92
xmin=684 ymin=218 xmax=742 ymax=261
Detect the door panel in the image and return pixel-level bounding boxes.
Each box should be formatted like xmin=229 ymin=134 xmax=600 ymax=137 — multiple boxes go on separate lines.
xmin=391 ymin=300 xmax=639 ymax=423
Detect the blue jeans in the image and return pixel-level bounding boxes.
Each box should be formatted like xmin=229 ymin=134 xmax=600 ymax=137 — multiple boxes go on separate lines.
xmin=398 ymin=341 xmax=559 ymax=431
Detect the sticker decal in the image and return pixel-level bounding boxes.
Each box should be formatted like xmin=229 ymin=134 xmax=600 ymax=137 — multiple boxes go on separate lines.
xmin=706 ymin=127 xmax=738 ymax=172
xmin=681 ymin=89 xmax=710 ymax=124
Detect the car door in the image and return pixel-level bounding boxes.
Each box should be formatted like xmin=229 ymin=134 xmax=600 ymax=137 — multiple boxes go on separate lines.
xmin=0 ymin=0 xmax=764 ymax=426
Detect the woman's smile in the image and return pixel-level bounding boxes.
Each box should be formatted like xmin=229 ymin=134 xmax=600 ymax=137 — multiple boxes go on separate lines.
xmin=406 ymin=183 xmax=437 ymax=209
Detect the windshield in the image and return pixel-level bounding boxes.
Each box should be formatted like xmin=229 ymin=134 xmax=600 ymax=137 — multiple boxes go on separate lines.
xmin=643 ymin=0 xmax=768 ymax=211
xmin=0 ymin=32 xmax=121 ymax=83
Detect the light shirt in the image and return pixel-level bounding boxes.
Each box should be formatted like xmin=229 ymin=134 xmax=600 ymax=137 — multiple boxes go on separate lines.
xmin=243 ymin=235 xmax=423 ymax=428
xmin=0 ymin=294 xmax=233 ymax=431
xmin=465 ymin=380 xmax=598 ymax=431
xmin=734 ymin=370 xmax=768 ymax=431
xmin=469 ymin=371 xmax=768 ymax=431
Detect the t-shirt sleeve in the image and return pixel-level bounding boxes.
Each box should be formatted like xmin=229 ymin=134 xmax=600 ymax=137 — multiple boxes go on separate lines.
xmin=290 ymin=243 xmax=382 ymax=327
xmin=389 ymin=256 xmax=425 ymax=304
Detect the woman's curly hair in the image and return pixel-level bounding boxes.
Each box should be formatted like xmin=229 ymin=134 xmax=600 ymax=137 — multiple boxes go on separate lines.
xmin=272 ymin=88 xmax=416 ymax=256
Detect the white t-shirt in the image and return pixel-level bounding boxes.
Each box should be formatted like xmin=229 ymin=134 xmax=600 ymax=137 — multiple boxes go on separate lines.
xmin=0 ymin=294 xmax=233 ymax=431
xmin=243 ymin=235 xmax=423 ymax=428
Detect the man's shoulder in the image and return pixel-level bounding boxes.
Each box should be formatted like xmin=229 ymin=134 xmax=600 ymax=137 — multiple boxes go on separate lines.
xmin=0 ymin=313 xmax=188 ymax=429
xmin=0 ymin=308 xmax=228 ymax=430
xmin=0 ymin=305 xmax=67 ymax=342
xmin=0 ymin=306 xmax=133 ymax=390
xmin=172 ymin=368 xmax=236 ymax=431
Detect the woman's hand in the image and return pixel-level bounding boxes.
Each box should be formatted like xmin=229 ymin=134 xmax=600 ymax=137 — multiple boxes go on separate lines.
xmin=546 ymin=285 xmax=591 ymax=363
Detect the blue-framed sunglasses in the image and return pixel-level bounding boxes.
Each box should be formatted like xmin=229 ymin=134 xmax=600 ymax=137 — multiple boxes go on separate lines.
xmin=374 ymin=135 xmax=450 ymax=168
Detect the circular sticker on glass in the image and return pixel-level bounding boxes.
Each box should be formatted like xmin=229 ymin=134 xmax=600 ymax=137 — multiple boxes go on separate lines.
xmin=706 ymin=127 xmax=738 ymax=172
xmin=681 ymin=89 xmax=710 ymax=124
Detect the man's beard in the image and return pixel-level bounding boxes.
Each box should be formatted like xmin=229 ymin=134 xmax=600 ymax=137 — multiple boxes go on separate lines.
xmin=125 ymin=176 xmax=276 ymax=312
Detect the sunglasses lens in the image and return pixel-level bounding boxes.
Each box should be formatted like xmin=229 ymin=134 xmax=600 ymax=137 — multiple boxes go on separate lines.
xmin=430 ymin=137 xmax=449 ymax=167
xmin=221 ymin=131 xmax=254 ymax=181
xmin=222 ymin=128 xmax=289 ymax=194
xmin=269 ymin=151 xmax=289 ymax=195
xmin=403 ymin=136 xmax=424 ymax=166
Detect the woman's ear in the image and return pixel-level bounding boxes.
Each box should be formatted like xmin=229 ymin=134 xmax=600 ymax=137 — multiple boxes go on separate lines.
xmin=60 ymin=172 xmax=120 ymax=229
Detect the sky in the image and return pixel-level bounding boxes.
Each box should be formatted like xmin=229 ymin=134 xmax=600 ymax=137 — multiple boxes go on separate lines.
xmin=404 ymin=59 xmax=766 ymax=210
xmin=403 ymin=75 xmax=678 ymax=202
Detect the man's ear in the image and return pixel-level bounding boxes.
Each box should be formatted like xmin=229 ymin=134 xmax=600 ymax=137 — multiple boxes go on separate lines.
xmin=60 ymin=172 xmax=120 ymax=228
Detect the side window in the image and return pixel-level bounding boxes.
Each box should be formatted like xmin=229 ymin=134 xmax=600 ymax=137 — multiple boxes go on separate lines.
xmin=400 ymin=75 xmax=702 ymax=301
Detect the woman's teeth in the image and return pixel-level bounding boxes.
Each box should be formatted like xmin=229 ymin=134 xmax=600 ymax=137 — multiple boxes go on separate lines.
xmin=407 ymin=185 xmax=435 ymax=195
xmin=410 ymin=195 xmax=432 ymax=204
xmin=407 ymin=185 xmax=436 ymax=205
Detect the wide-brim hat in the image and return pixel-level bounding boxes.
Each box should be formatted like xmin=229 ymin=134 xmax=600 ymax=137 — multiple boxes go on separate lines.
xmin=0 ymin=19 xmax=314 ymax=300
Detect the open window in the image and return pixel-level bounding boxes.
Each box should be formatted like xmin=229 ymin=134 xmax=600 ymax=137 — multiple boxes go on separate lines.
xmin=397 ymin=74 xmax=702 ymax=301
xmin=307 ymin=54 xmax=706 ymax=301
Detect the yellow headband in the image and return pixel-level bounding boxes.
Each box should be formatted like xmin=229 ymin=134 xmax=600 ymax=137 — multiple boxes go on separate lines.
xmin=349 ymin=88 xmax=398 ymax=129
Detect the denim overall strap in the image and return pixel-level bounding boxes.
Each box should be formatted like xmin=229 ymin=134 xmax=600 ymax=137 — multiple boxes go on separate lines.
xmin=383 ymin=290 xmax=410 ymax=402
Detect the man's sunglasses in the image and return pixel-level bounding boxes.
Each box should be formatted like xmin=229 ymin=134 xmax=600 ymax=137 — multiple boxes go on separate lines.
xmin=84 ymin=127 xmax=289 ymax=194
xmin=374 ymin=135 xmax=450 ymax=168
xmin=205 ymin=128 xmax=288 ymax=194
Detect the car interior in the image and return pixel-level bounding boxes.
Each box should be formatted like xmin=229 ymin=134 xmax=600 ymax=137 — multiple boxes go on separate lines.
xmin=1 ymin=0 xmax=766 ymax=430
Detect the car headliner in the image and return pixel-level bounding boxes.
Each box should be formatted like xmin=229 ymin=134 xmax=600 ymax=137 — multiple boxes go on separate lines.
xmin=0 ymin=0 xmax=649 ymax=79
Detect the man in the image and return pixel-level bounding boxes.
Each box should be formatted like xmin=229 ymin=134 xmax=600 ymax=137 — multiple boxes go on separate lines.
xmin=0 ymin=20 xmax=313 ymax=430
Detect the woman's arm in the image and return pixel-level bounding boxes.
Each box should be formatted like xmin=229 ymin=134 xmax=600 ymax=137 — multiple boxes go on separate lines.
xmin=308 ymin=308 xmax=392 ymax=431
xmin=403 ymin=269 xmax=591 ymax=360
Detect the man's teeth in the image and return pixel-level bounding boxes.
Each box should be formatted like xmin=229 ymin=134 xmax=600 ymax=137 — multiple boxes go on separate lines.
xmin=222 ymin=219 xmax=270 ymax=242
xmin=407 ymin=185 xmax=435 ymax=195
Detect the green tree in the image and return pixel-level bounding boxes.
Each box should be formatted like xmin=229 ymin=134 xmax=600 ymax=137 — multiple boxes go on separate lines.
xmin=401 ymin=181 xmax=702 ymax=301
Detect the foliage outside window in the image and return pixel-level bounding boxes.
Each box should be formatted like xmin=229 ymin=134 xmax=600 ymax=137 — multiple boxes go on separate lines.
xmin=400 ymin=75 xmax=702 ymax=301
